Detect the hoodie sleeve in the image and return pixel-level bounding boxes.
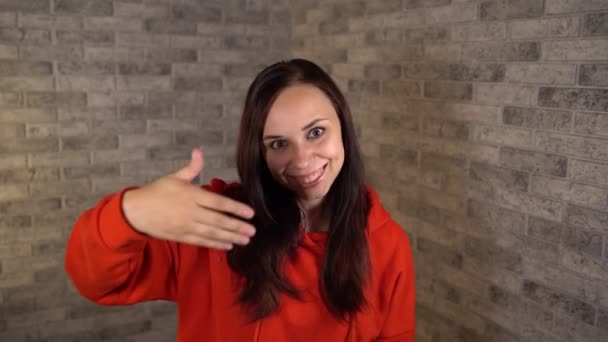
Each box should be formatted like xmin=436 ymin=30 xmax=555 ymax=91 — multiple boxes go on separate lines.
xmin=64 ymin=187 xmax=180 ymax=305
xmin=376 ymin=230 xmax=416 ymax=341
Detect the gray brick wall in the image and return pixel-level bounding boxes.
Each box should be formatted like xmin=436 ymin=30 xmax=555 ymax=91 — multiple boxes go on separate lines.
xmin=0 ymin=0 xmax=291 ymax=341
xmin=291 ymin=0 xmax=608 ymax=341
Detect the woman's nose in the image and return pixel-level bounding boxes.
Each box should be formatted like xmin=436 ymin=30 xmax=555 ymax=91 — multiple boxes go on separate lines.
xmin=290 ymin=144 xmax=311 ymax=169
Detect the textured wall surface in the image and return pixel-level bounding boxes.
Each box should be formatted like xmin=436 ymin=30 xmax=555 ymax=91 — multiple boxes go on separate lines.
xmin=291 ymin=0 xmax=608 ymax=341
xmin=0 ymin=0 xmax=291 ymax=341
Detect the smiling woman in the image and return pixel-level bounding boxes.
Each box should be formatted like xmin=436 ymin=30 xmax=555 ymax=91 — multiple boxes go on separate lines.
xmin=64 ymin=59 xmax=415 ymax=342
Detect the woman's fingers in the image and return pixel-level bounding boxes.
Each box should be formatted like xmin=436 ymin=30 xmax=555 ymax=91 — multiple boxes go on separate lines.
xmin=182 ymin=234 xmax=233 ymax=250
xmin=194 ymin=190 xmax=255 ymax=220
xmin=193 ymin=206 xmax=256 ymax=236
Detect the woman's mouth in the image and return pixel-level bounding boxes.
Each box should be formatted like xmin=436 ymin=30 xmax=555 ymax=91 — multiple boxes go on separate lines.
xmin=287 ymin=164 xmax=327 ymax=188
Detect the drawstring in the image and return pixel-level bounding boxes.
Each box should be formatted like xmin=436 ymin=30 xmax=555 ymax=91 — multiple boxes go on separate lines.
xmin=253 ymin=320 xmax=261 ymax=342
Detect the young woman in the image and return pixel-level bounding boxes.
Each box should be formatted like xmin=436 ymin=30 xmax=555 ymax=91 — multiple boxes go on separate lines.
xmin=65 ymin=59 xmax=415 ymax=341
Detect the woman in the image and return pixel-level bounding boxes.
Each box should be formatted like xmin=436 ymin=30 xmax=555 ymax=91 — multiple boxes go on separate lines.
xmin=65 ymin=59 xmax=415 ymax=341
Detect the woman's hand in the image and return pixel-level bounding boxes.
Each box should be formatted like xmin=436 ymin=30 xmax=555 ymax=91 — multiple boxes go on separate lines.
xmin=122 ymin=148 xmax=255 ymax=250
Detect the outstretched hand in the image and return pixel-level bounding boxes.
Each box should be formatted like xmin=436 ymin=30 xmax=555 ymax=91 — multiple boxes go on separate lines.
xmin=122 ymin=148 xmax=256 ymax=250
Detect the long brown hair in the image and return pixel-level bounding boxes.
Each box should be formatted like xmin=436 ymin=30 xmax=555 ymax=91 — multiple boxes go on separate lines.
xmin=225 ymin=59 xmax=371 ymax=322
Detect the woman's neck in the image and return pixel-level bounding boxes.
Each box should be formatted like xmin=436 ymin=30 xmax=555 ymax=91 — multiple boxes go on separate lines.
xmin=300 ymin=201 xmax=328 ymax=233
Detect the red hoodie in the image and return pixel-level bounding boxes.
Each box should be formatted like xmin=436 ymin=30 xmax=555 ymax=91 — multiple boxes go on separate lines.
xmin=65 ymin=179 xmax=415 ymax=341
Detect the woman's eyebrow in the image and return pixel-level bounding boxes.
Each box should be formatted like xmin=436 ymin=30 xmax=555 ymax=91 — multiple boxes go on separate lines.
xmin=263 ymin=118 xmax=329 ymax=140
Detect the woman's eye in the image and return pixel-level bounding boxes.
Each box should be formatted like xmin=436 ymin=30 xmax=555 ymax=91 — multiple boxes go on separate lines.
xmin=270 ymin=140 xmax=286 ymax=150
xmin=309 ymin=127 xmax=325 ymax=138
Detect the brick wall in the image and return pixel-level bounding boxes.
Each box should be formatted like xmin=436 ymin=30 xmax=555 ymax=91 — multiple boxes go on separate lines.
xmin=0 ymin=0 xmax=290 ymax=341
xmin=292 ymin=0 xmax=608 ymax=341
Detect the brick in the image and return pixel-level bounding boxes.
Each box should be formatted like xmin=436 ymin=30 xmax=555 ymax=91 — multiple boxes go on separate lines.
xmin=423 ymin=43 xmax=461 ymax=62
xmin=114 ymin=2 xmax=168 ymax=18
xmin=319 ymin=18 xmax=348 ymax=35
xmin=146 ymin=48 xmax=196 ymax=63
xmin=30 ymin=179 xmax=90 ymax=197
xmin=470 ymin=162 xmax=529 ymax=192
xmin=119 ymin=133 xmax=172 ymax=149
xmin=424 ymin=82 xmax=472 ymax=101
xmin=464 ymin=238 xmax=522 ymax=273
xmin=528 ymin=216 xmax=563 ymax=244
xmin=26 ymin=92 xmax=87 ymax=107
xmin=172 ymin=4 xmax=221 ymax=22
xmin=20 ymin=14 xmax=82 ymax=30
xmin=56 ymin=30 xmax=114 ymax=45
xmin=505 ymin=64 xmax=575 ymax=85
xmin=349 ymin=12 xmax=424 ymax=32
xmin=87 ymin=92 xmax=145 ymax=107
xmin=21 ymin=45 xmax=83 ymax=61
xmin=566 ymin=204 xmax=608 ymax=235
xmin=30 ymin=152 xmax=88 ymax=168
xmin=0 ymin=168 xmax=59 ymax=184
xmin=0 ymin=123 xmax=24 ymax=140
xmin=91 ymin=120 xmax=145 ymax=135
xmin=0 ymin=138 xmax=57 ymax=154
xmin=118 ymin=62 xmax=170 ymax=76
xmin=0 ymin=92 xmax=20 ymax=106
xmin=561 ymin=249 xmax=608 ymax=281
xmin=418 ymin=237 xmax=463 ymax=268
xmin=55 ymin=0 xmax=112 ymax=16
xmin=0 ymin=28 xmax=50 ymax=44
xmin=348 ymin=80 xmax=379 ymax=94
xmin=172 ymin=63 xmax=221 ymax=78
xmin=404 ymin=27 xmax=449 ymax=42
xmin=582 ymin=12 xmax=608 ymax=36
xmin=509 ymin=17 xmax=579 ymax=39
xmin=404 ymin=0 xmax=451 ymax=8
xmin=0 ymin=76 xmax=53 ymax=91
xmin=176 ymin=130 xmax=223 ymax=146
xmin=535 ymin=132 xmax=608 ymax=161
xmin=574 ymin=112 xmax=608 ymax=137
xmin=0 ymin=60 xmax=52 ymax=76
xmin=225 ymin=35 xmax=268 ymax=49
xmin=523 ymin=280 xmax=595 ymax=324
xmin=62 ymin=135 xmax=118 ymax=151
xmin=59 ymin=107 xmax=116 ymax=121
xmin=0 ymin=243 xmax=31 ymax=258
xmin=481 ymin=0 xmax=543 ymax=20
xmin=579 ymin=64 xmax=608 ymax=87
xmin=56 ymin=76 xmax=114 ymax=91
xmin=421 ymin=118 xmax=469 ymax=140
xmin=174 ymin=77 xmax=221 ymax=92
xmin=475 ymin=83 xmax=536 ymax=106
xmin=0 ymin=154 xmax=26 ymax=170
xmin=0 ymin=0 xmax=49 ymax=13
xmin=364 ymin=64 xmax=401 ymax=80
xmin=85 ymin=47 xmax=144 ymax=62
xmin=120 ymin=105 xmax=171 ymax=120
xmin=545 ymin=40 xmax=608 ymax=61
xmin=462 ymin=42 xmax=540 ymax=62
xmin=364 ymin=29 xmax=403 ymax=46
xmin=121 ymin=160 xmax=176 ymax=178
xmin=84 ymin=16 xmax=142 ymax=32
xmin=546 ymin=0 xmax=608 ymax=13
xmin=473 ymin=124 xmax=533 ymax=148
xmin=26 ymin=121 xmax=88 ymax=138
xmin=116 ymin=76 xmax=171 ymax=91
xmin=382 ymin=80 xmax=421 ymax=97
xmin=503 ymin=107 xmax=571 ymax=132
xmin=571 ymin=159 xmax=608 ymax=187
xmin=381 ymin=113 xmax=418 ymax=132
xmin=426 ymin=2 xmax=477 ymax=24
xmin=499 ymin=147 xmax=567 ymax=177
xmin=0 ymin=12 xmax=15 ymax=27
xmin=403 ymin=64 xmax=449 ymax=80
xmin=0 ymin=184 xmax=28 ymax=200
xmin=539 ymin=87 xmax=608 ymax=112
xmin=91 ymin=148 xmax=146 ymax=164
xmin=116 ymin=33 xmax=170 ymax=48
xmin=449 ymin=64 xmax=505 ymax=82
xmin=452 ymin=22 xmax=506 ymax=41
xmin=0 ymin=198 xmax=60 ymax=215
xmin=144 ymin=18 xmax=197 ymax=35
xmin=57 ymin=61 xmax=114 ymax=75
xmin=562 ymin=226 xmax=603 ymax=258
xmin=532 ymin=175 xmax=608 ymax=210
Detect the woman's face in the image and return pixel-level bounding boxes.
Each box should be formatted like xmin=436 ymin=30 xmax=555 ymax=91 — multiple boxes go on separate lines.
xmin=262 ymin=84 xmax=344 ymax=209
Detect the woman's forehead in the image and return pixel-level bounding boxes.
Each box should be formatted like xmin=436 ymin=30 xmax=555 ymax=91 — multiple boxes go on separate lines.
xmin=264 ymin=85 xmax=337 ymax=131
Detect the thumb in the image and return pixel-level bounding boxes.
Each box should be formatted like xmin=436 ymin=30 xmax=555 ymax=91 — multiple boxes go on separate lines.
xmin=174 ymin=148 xmax=204 ymax=181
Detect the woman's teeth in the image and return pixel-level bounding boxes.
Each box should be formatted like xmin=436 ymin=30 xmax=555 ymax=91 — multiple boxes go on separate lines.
xmin=290 ymin=165 xmax=325 ymax=185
